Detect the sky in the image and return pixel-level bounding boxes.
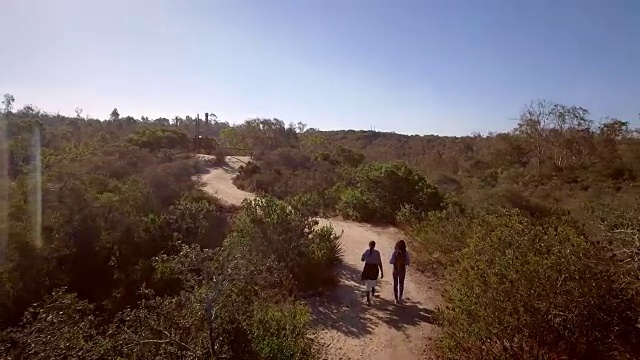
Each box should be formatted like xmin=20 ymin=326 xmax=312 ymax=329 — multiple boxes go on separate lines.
xmin=1 ymin=0 xmax=639 ymax=136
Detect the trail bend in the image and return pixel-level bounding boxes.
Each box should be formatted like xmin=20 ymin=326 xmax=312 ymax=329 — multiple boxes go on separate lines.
xmin=196 ymin=155 xmax=442 ymax=360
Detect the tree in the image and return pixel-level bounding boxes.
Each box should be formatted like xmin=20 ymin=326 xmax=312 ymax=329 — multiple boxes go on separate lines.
xmin=16 ymin=104 xmax=37 ymax=117
xmin=547 ymin=104 xmax=594 ymax=169
xmin=515 ymin=100 xmax=553 ymax=167
xmin=598 ymin=118 xmax=629 ymax=139
xmin=336 ymin=162 xmax=446 ymax=223
xmin=74 ymin=106 xmax=83 ymax=118
xmin=127 ymin=127 xmax=190 ymax=152
xmin=2 ymin=93 xmax=15 ymax=114
xmin=515 ymin=100 xmax=597 ymax=169
xmin=219 ymin=127 xmax=249 ymax=149
xmin=109 ymin=108 xmax=120 ymax=121
xmin=154 ymin=117 xmax=170 ymax=126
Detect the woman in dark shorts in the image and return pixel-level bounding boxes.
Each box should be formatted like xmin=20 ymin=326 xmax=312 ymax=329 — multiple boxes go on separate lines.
xmin=361 ymin=240 xmax=383 ymax=305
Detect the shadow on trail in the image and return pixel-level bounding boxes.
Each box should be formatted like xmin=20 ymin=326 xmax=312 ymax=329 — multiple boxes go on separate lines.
xmin=195 ymin=155 xmax=248 ymax=175
xmin=217 ymin=156 xmax=250 ymax=175
xmin=218 ymin=163 xmax=239 ymax=174
xmin=309 ymin=262 xmax=437 ymax=339
xmin=371 ymin=296 xmax=437 ymax=333
xmin=308 ymin=266 xmax=377 ymax=338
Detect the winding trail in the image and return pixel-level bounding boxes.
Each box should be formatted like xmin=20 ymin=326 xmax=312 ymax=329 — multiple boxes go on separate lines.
xmin=196 ymin=155 xmax=442 ymax=360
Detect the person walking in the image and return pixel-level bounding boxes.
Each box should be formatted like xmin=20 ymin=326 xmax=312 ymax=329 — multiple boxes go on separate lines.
xmin=361 ymin=240 xmax=383 ymax=306
xmin=389 ymin=240 xmax=410 ymax=304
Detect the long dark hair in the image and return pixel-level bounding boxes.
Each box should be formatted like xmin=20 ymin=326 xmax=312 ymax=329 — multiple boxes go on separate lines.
xmin=368 ymin=240 xmax=376 ymax=256
xmin=395 ymin=240 xmax=407 ymax=256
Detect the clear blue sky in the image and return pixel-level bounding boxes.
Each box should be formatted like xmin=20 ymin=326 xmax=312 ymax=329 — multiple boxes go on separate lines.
xmin=2 ymin=0 xmax=639 ymax=135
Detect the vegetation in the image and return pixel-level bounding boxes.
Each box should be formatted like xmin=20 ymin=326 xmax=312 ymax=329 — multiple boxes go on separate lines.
xmin=333 ymin=162 xmax=446 ymax=224
xmin=0 ymin=96 xmax=342 ymax=359
xmin=2 ymin=92 xmax=639 ymax=359
xmin=225 ymin=100 xmax=640 ymax=359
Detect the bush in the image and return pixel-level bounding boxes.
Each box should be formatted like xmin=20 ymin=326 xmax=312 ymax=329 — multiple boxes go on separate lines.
xmin=304 ymin=225 xmax=344 ymax=289
xmin=410 ymin=206 xmax=470 ymax=275
xmin=211 ymin=244 xmax=298 ymax=358
xmin=437 ymin=209 xmax=639 ymax=359
xmin=336 ymin=162 xmax=446 ymax=224
xmin=225 ymin=196 xmax=343 ymax=292
xmin=249 ymin=302 xmax=314 ymax=360
xmin=211 ymin=147 xmax=228 ymax=164
xmin=1 ymin=289 xmax=107 ymax=359
xmin=204 ymin=195 xmax=341 ymax=358
xmin=286 ymin=191 xmax=331 ymax=218
xmin=588 ymin=197 xmax=640 ymax=295
xmin=312 ymin=145 xmax=365 ymax=168
xmin=2 ymin=129 xmax=335 ymax=359
xmin=127 ymin=126 xmax=190 ymax=152
xmin=0 ymin=125 xmax=225 ymax=329
xmin=335 ymin=187 xmax=379 ymax=222
xmin=111 ymin=289 xmax=212 ymax=360
xmin=234 ymin=153 xmax=341 ymax=199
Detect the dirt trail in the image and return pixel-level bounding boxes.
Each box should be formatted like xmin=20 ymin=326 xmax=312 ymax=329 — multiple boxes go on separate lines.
xmin=196 ymin=155 xmax=441 ymax=360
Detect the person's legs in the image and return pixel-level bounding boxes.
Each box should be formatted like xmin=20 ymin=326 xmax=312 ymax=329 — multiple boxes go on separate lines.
xmin=392 ymin=272 xmax=399 ymax=302
xmin=365 ymin=280 xmax=375 ymax=293
xmin=398 ymin=271 xmax=406 ymax=303
xmin=371 ymin=267 xmax=379 ymax=296
xmin=364 ymin=280 xmax=374 ymax=305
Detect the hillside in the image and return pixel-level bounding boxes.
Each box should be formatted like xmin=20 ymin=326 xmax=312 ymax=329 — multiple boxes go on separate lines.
xmin=1 ymin=97 xmax=639 ymax=359
xmin=225 ymin=101 xmax=640 ymax=359
xmin=198 ymin=154 xmax=441 ymax=359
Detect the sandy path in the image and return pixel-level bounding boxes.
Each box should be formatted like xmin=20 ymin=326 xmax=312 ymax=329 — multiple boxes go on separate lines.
xmin=196 ymin=155 xmax=441 ymax=360
xmin=197 ymin=155 xmax=255 ymax=205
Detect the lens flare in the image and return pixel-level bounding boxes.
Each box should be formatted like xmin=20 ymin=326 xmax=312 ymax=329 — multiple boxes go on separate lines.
xmin=0 ymin=114 xmax=7 ymax=261
xmin=30 ymin=125 xmax=42 ymax=249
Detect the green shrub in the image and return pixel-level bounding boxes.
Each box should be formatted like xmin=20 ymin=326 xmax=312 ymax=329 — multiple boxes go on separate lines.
xmin=214 ymin=153 xmax=226 ymax=164
xmin=127 ymin=242 xmax=306 ymax=360
xmin=209 ymin=195 xmax=333 ymax=358
xmin=127 ymin=126 xmax=190 ymax=152
xmin=303 ymin=225 xmax=344 ymax=289
xmin=0 ymin=133 xmax=220 ymax=329
xmin=212 ymin=247 xmax=297 ymax=358
xmin=157 ymin=195 xmax=219 ymax=246
xmin=335 ymin=187 xmax=378 ymax=222
xmin=210 ymin=147 xmax=227 ymax=164
xmin=110 ymin=287 xmax=212 ymax=360
xmin=438 ymin=209 xmax=639 ymax=359
xmin=312 ymin=145 xmax=365 ymax=167
xmin=587 ymin=197 xmax=640 ymax=296
xmin=225 ymin=196 xmax=343 ymax=292
xmin=2 ymin=289 xmax=107 ymax=359
xmin=396 ymin=203 xmax=425 ymax=227
xmin=410 ymin=206 xmax=470 ymax=275
xmin=249 ymin=302 xmax=314 ymax=360
xmin=286 ymin=191 xmax=326 ymax=218
xmin=336 ymin=162 xmax=446 ymax=224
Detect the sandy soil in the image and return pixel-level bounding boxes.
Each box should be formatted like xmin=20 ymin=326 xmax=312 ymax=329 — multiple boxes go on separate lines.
xmin=196 ymin=155 xmax=442 ymax=360
xmin=196 ymin=155 xmax=255 ymax=206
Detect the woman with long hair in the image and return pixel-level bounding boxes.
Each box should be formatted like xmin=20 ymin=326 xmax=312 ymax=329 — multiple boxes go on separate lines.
xmin=389 ymin=239 xmax=410 ymax=304
xmin=361 ymin=240 xmax=383 ymax=306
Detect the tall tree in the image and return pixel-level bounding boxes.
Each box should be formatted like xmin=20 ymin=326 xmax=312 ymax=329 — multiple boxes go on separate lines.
xmin=109 ymin=108 xmax=120 ymax=121
xmin=2 ymin=93 xmax=15 ymax=114
xmin=515 ymin=100 xmax=552 ymax=168
xmin=74 ymin=106 xmax=83 ymax=119
xmin=16 ymin=104 xmax=36 ymax=117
